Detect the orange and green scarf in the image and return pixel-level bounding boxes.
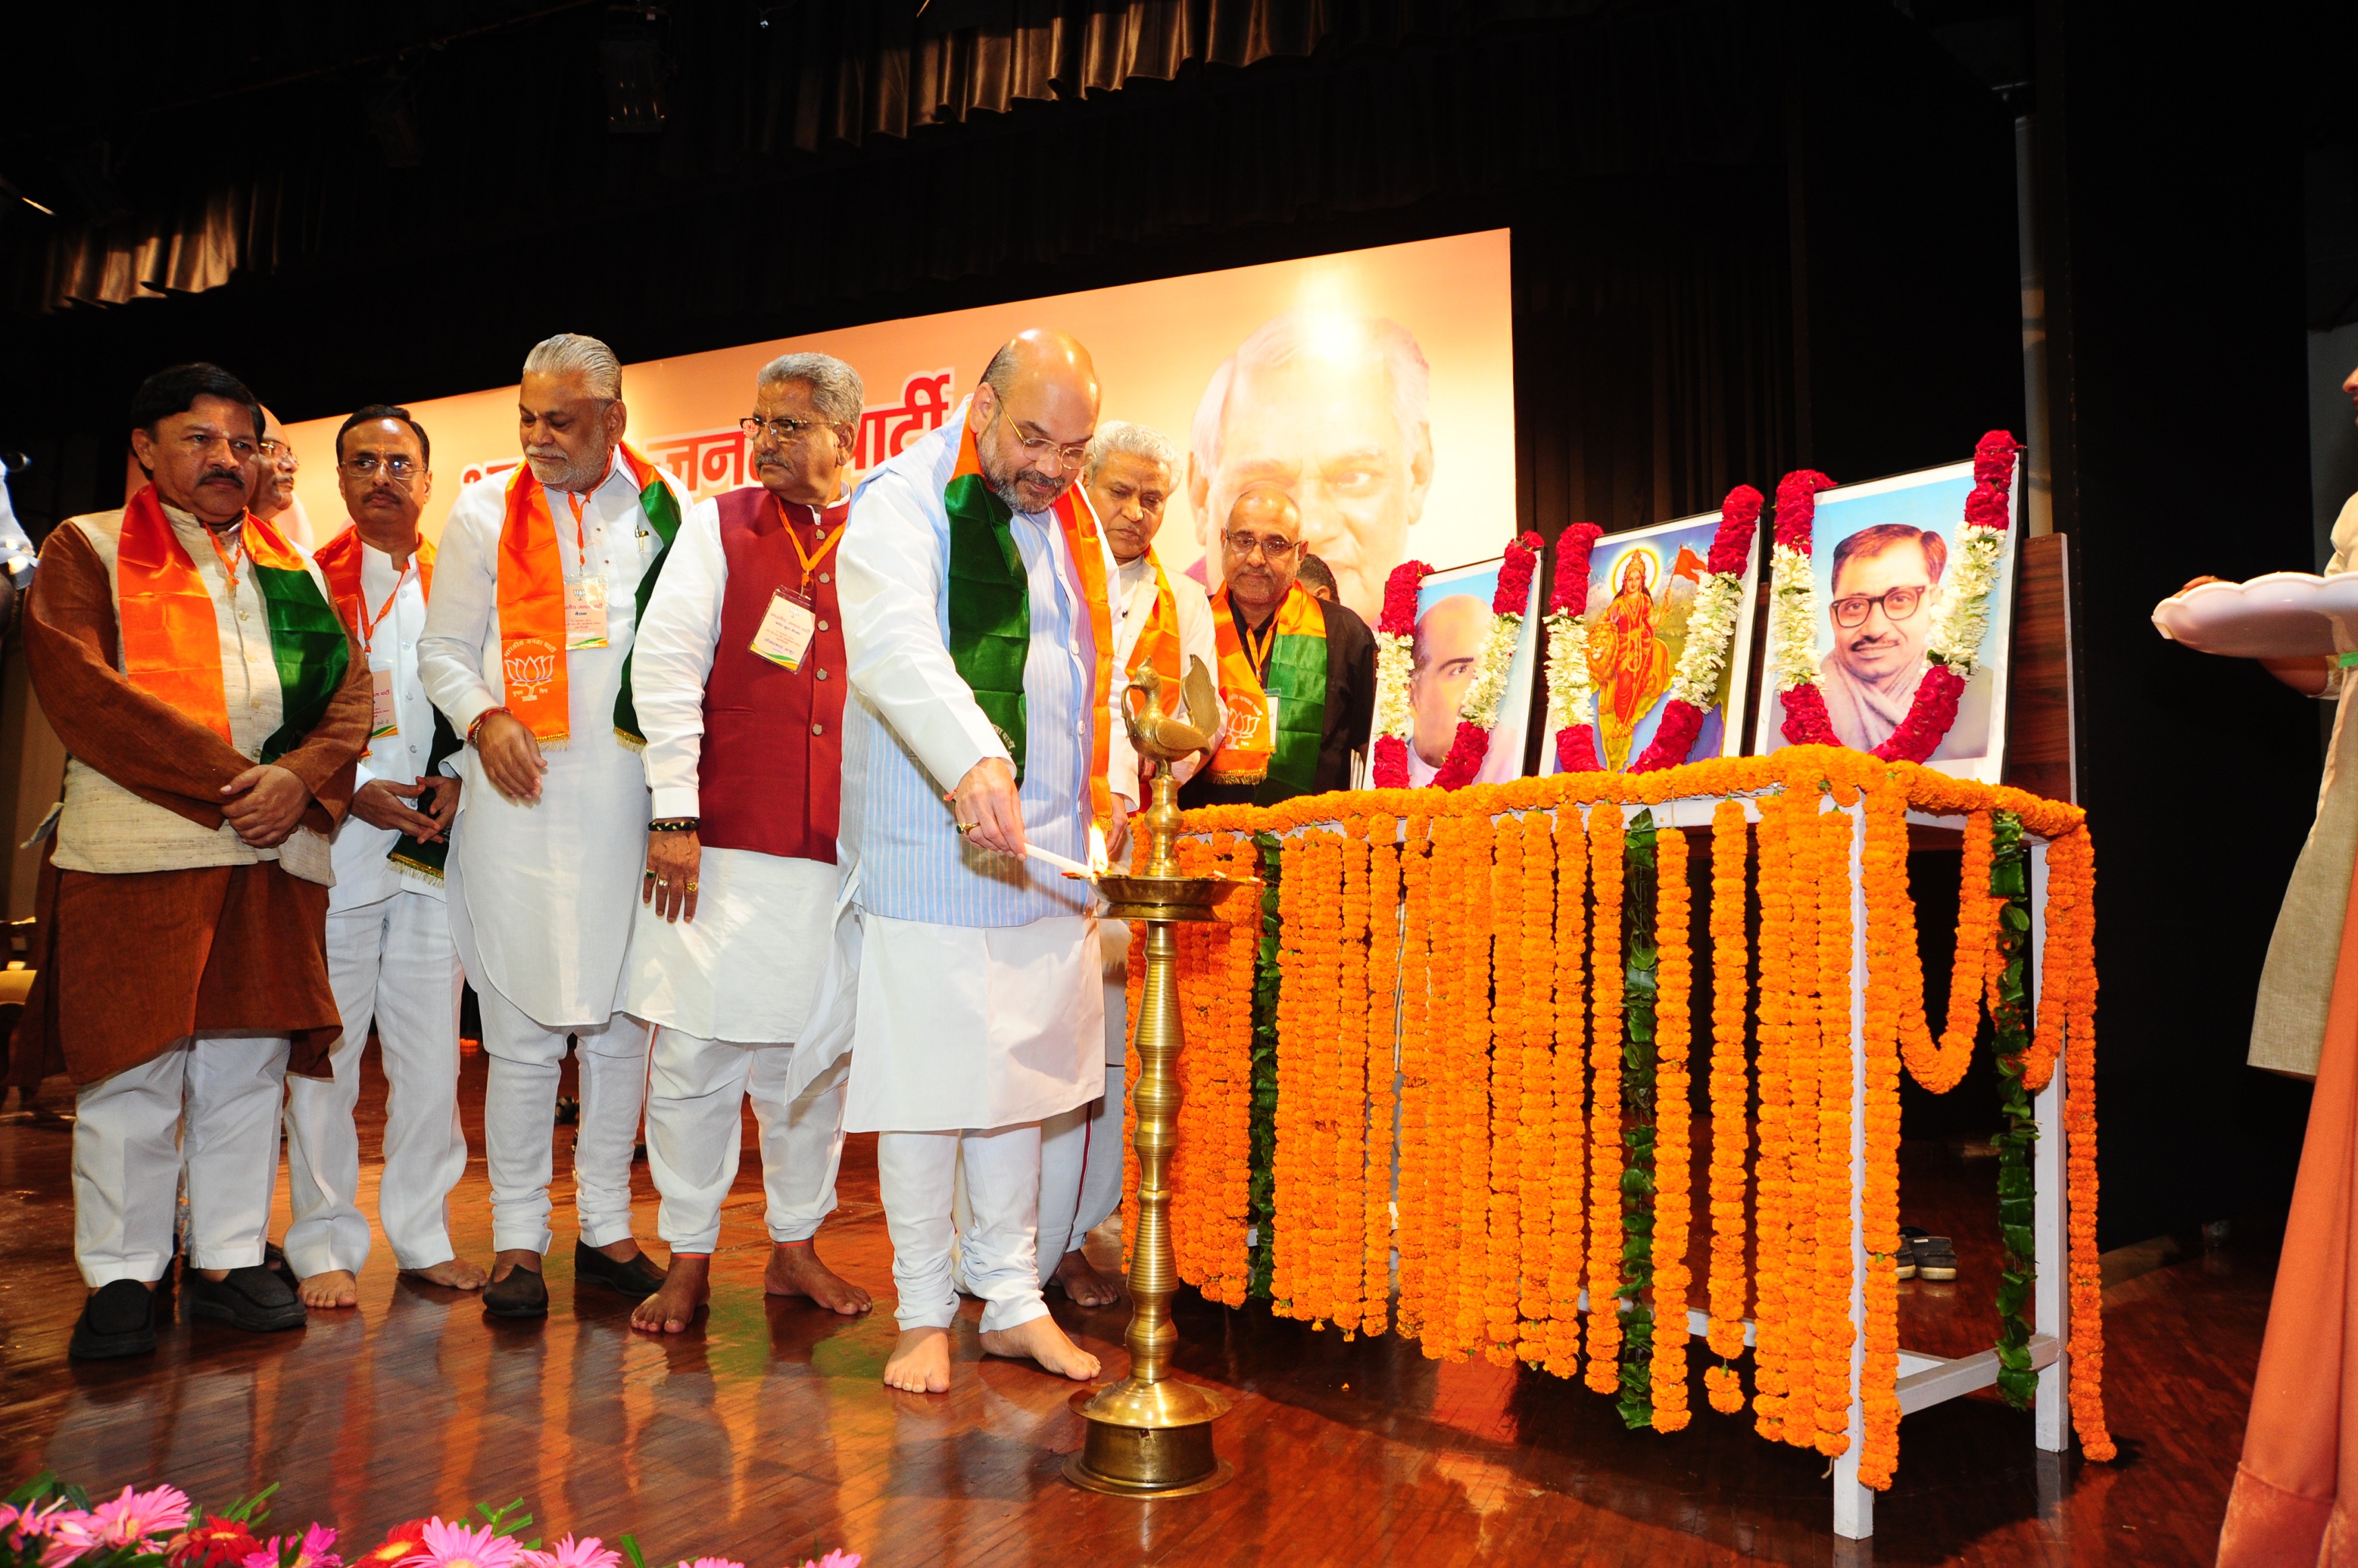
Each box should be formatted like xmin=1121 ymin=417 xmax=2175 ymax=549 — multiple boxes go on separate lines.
xmin=495 ymin=444 xmax=680 ymax=746
xmin=943 ymin=414 xmax=1116 ymax=827
xmin=314 ymin=525 xmax=458 ymax=880
xmin=115 ymin=484 xmax=348 ymax=764
xmin=1122 ymin=550 xmax=1186 ymax=693
xmin=1206 ymin=581 xmax=1327 ymax=803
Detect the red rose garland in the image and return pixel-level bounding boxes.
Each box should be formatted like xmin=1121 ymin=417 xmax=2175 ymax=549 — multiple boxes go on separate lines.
xmin=1433 ymin=532 xmax=1543 ymax=789
xmin=1547 ymin=523 xmax=1605 ymax=773
xmin=1628 ymin=486 xmax=1764 ymax=773
xmin=1771 ymin=469 xmax=1842 ymax=748
xmin=1371 ymin=559 xmax=1431 ymax=789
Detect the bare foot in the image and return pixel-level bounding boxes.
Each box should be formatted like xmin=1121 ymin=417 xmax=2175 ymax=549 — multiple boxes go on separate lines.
xmin=297 ymin=1268 xmax=360 ymax=1309
xmin=490 ymin=1247 xmax=540 ymax=1284
xmin=765 ymin=1241 xmax=871 ymax=1315
xmin=1050 ymin=1248 xmax=1120 ymax=1307
xmin=979 ymin=1313 xmax=1101 ymax=1381
xmin=400 ymin=1258 xmax=488 ymax=1291
xmin=631 ymin=1254 xmax=709 ymax=1334
xmin=884 ymin=1326 xmax=952 ymax=1392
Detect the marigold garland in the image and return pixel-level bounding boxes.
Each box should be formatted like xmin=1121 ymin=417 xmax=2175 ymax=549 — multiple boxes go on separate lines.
xmin=1585 ymin=804 xmax=1628 ymax=1393
xmin=1397 ymin=815 xmax=1435 ymax=1338
xmin=1859 ymin=784 xmax=1909 ymax=1487
xmin=1335 ymin=818 xmax=1372 ymax=1338
xmin=1895 ymin=810 xmax=1996 ymax=1094
xmin=2054 ymin=828 xmax=2115 ymax=1460
xmin=1485 ymin=811 xmax=1526 ymax=1364
xmin=1519 ymin=808 xmax=1559 ymax=1365
xmin=1813 ymin=794 xmax=1857 ymax=1458
xmin=1549 ymin=804 xmax=1591 ymax=1378
xmin=1750 ymin=789 xmax=1795 ymax=1437
xmin=1649 ymin=822 xmax=1694 ymax=1430
xmin=1767 ymin=783 xmax=1824 ymax=1450
xmin=1704 ymin=799 xmax=1752 ymax=1415
xmin=1364 ymin=814 xmax=1403 ymax=1338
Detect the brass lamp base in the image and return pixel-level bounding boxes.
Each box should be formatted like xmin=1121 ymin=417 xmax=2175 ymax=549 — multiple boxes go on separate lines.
xmin=1064 ymin=1378 xmax=1237 ymax=1496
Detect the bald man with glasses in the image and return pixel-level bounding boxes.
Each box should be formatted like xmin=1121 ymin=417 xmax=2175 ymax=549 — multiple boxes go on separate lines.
xmin=1178 ymin=485 xmax=1376 ymax=808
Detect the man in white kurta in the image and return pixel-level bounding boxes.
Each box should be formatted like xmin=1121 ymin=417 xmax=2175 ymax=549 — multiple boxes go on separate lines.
xmin=282 ymin=406 xmax=482 ymax=1308
xmin=1025 ymin=420 xmax=1218 ymax=1307
xmin=817 ymin=330 xmax=1130 ymax=1394
xmin=623 ymin=352 xmax=874 ymax=1334
xmin=419 ymin=334 xmax=681 ymax=1318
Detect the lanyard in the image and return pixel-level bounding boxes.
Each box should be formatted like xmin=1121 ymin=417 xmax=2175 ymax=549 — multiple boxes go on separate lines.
xmin=1242 ymin=613 xmax=1277 ymax=681
xmin=564 ymin=487 xmax=591 ymax=566
xmin=203 ymin=519 xmax=247 ymax=594
xmin=358 ymin=561 xmax=412 ymax=653
xmin=777 ymin=496 xmax=845 ymax=593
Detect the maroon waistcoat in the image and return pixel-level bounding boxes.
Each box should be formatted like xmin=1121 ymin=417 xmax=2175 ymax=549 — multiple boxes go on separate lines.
xmin=699 ymin=485 xmax=848 ymax=863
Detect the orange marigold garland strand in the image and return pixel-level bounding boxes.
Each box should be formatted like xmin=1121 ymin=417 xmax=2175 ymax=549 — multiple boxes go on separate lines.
xmin=1769 ymin=784 xmax=1824 ymax=1449
xmin=1704 ymin=799 xmax=1752 ymax=1414
xmin=1549 ymin=804 xmax=1591 ymax=1379
xmin=1898 ymin=809 xmax=1994 ymax=1094
xmin=1397 ymin=814 xmax=1436 ymax=1340
xmin=1335 ymin=818 xmax=1372 ymax=1337
xmin=1520 ymin=807 xmax=1559 ymax=1364
xmin=1364 ymin=813 xmax=1403 ymax=1338
xmin=1649 ymin=820 xmax=1694 ymax=1430
xmin=1585 ymin=804 xmax=1628 ymax=1393
xmin=2056 ymin=827 xmax=2115 ymax=1459
xmin=1858 ymin=781 xmax=1909 ymax=1487
xmin=1814 ymin=793 xmax=1858 ymax=1458
xmin=1486 ymin=810 xmax=1525 ymax=1365
xmin=1750 ymin=789 xmax=1795 ymax=1438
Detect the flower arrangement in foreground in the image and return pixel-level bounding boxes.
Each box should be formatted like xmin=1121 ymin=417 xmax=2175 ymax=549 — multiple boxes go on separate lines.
xmin=1543 ymin=524 xmax=1605 ymax=772
xmin=1176 ymin=746 xmax=2109 ymax=1487
xmin=0 ymin=1479 xmax=858 ymax=1568
xmin=1432 ymin=533 xmax=1543 ymax=789
xmin=1627 ymin=488 xmax=1764 ymax=773
xmin=1769 ymin=432 xmax=2022 ymax=763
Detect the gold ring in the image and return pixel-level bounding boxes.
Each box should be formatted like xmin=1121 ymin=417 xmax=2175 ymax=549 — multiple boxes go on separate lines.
xmin=684 ymin=880 xmax=699 ymax=892
xmin=955 ymin=822 xmax=979 ymax=835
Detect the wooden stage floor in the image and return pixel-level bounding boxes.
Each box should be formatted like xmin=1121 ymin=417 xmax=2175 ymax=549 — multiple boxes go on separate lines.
xmin=0 ymin=1050 xmax=2267 ymax=1567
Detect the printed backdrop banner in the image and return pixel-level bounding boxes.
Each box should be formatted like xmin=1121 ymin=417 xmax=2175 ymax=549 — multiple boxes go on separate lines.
xmin=282 ymin=232 xmax=1516 ymax=628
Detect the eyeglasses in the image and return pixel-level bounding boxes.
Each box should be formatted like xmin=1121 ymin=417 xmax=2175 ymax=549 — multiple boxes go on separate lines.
xmin=740 ymin=414 xmax=831 ymax=445
xmin=1829 ymin=585 xmax=1927 ymax=628
xmin=341 ymin=454 xmax=422 ymax=483
xmin=988 ymin=407 xmax=1089 ymax=469
xmin=1223 ymin=530 xmax=1300 ymax=563
xmin=181 ymin=431 xmax=258 ymax=460
xmin=259 ymin=438 xmax=298 ymax=468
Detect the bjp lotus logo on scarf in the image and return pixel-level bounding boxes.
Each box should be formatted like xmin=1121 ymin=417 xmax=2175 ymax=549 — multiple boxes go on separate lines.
xmin=503 ymin=638 xmax=560 ymax=701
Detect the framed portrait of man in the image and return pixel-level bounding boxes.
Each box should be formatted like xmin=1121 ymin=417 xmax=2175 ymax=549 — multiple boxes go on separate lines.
xmin=1384 ymin=555 xmax=1546 ymax=787
xmin=1749 ymin=456 xmax=2020 ymax=783
xmin=1540 ymin=507 xmax=1763 ymax=775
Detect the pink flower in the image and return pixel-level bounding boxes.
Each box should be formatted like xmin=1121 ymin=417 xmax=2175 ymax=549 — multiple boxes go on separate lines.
xmin=75 ymin=1486 xmax=195 ymax=1550
xmin=521 ymin=1538 xmax=620 ymax=1568
xmin=796 ymin=1554 xmax=860 ymax=1568
xmin=400 ymin=1520 xmax=523 ymax=1568
xmin=676 ymin=1558 xmax=744 ymax=1568
xmin=4 ymin=1501 xmax=84 ymax=1545
xmin=243 ymin=1524 xmax=341 ymax=1568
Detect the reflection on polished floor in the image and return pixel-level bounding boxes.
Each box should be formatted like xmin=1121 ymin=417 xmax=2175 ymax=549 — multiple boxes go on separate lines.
xmin=0 ymin=1050 xmax=2265 ymax=1567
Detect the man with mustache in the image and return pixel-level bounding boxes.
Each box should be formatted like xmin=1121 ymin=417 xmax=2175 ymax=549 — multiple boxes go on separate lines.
xmin=420 ymin=333 xmax=687 ymax=1319
xmin=1816 ymin=524 xmax=1947 ymax=754
xmin=282 ymin=405 xmax=483 ymax=1309
xmin=623 ymin=352 xmax=872 ymax=1334
xmin=1178 ymin=485 xmax=1377 ymax=808
xmin=794 ymin=330 xmax=1131 ymax=1394
xmin=15 ymin=363 xmax=371 ymax=1357
xmin=250 ymin=407 xmax=316 ymax=549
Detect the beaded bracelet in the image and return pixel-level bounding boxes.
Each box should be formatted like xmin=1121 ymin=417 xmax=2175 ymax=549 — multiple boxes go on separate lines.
xmin=649 ymin=817 xmax=699 ymax=834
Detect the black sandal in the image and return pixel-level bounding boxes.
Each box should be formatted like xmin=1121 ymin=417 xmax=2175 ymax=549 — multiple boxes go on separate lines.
xmin=1913 ymin=1237 xmax=1959 ymax=1282
xmin=1897 ymin=1225 xmax=1930 ymax=1280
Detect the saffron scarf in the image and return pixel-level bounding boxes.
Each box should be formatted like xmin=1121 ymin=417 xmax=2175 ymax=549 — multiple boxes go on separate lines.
xmin=1122 ymin=550 xmax=1186 ymax=692
xmin=942 ymin=414 xmax=1116 ymax=825
xmin=115 ymin=484 xmax=349 ymax=765
xmin=494 ymin=445 xmax=682 ymax=746
xmin=313 ymin=525 xmax=459 ymax=880
xmin=1205 ymin=581 xmax=1327 ymax=803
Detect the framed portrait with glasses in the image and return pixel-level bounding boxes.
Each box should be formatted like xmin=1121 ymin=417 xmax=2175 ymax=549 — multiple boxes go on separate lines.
xmin=1749 ymin=455 xmax=2021 ymax=783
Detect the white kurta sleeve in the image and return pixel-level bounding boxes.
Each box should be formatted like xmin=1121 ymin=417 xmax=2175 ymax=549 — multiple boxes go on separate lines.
xmin=633 ymin=496 xmax=727 ymax=820
xmin=840 ymin=468 xmax=1010 ymax=794
xmin=1100 ymin=526 xmax=1139 ymax=812
xmin=418 ymin=482 xmax=507 ymax=739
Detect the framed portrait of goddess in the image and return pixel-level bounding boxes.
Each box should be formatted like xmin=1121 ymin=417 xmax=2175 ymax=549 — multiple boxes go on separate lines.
xmin=1384 ymin=554 xmax=1546 ymax=786
xmin=1748 ymin=457 xmax=2020 ymax=785
xmin=1540 ymin=507 xmax=1763 ymax=776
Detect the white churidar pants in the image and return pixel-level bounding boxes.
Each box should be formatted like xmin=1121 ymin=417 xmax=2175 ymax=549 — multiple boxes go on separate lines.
xmin=878 ymin=1122 xmax=1046 ymax=1334
xmin=283 ymin=890 xmax=468 ymax=1276
xmin=1032 ymin=930 xmax=1132 ymax=1278
xmin=478 ymin=984 xmax=649 ymax=1255
xmin=72 ymin=1035 xmax=288 ymax=1286
xmin=644 ymin=1027 xmax=848 ymax=1253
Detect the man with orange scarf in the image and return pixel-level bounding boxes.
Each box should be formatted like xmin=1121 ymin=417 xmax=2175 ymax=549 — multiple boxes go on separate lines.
xmin=1178 ymin=485 xmax=1377 ymax=809
xmin=420 ymin=334 xmax=687 ymax=1319
xmin=17 ymin=363 xmax=371 ymax=1358
xmin=790 ymin=331 xmax=1132 ymax=1396
xmin=282 ymin=405 xmax=483 ymax=1311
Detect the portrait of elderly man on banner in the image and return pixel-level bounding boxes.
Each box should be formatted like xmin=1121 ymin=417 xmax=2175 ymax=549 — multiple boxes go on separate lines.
xmin=1391 ymin=556 xmax=1545 ymax=786
xmin=1750 ymin=458 xmax=2020 ymax=783
xmin=1541 ymin=508 xmax=1763 ymax=777
xmin=1186 ymin=307 xmax=1434 ymax=626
